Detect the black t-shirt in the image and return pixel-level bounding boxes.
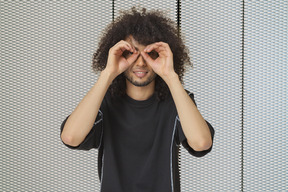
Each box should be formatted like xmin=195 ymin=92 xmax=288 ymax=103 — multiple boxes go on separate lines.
xmin=60 ymin=91 xmax=214 ymax=192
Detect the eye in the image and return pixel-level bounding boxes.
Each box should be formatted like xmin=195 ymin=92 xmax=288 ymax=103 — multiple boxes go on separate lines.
xmin=122 ymin=50 xmax=133 ymax=58
xmin=148 ymin=51 xmax=159 ymax=60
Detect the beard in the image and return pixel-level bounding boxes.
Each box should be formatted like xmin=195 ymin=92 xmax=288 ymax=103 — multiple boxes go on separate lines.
xmin=124 ymin=71 xmax=157 ymax=87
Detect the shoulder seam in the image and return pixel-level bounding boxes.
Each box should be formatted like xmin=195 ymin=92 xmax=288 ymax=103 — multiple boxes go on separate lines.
xmin=94 ymin=110 xmax=103 ymax=125
xmin=96 ymin=110 xmax=104 ymax=150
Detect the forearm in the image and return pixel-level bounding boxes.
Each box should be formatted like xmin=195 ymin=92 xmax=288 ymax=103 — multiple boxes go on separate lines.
xmin=61 ymin=70 xmax=113 ymax=147
xmin=165 ymin=74 xmax=212 ymax=151
xmin=61 ymin=39 xmax=138 ymax=147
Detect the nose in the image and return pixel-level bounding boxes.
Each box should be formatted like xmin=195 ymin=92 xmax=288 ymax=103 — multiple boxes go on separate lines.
xmin=135 ymin=54 xmax=147 ymax=67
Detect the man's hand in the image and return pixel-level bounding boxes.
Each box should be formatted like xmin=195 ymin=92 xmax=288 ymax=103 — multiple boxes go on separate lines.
xmin=104 ymin=40 xmax=139 ymax=79
xmin=142 ymin=43 xmax=212 ymax=152
xmin=141 ymin=42 xmax=178 ymax=82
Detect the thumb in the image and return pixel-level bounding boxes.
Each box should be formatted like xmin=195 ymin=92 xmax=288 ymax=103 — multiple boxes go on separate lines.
xmin=126 ymin=51 xmax=140 ymax=65
xmin=140 ymin=51 xmax=154 ymax=66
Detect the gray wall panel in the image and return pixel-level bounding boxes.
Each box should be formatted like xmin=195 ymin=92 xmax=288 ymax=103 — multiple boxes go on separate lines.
xmin=114 ymin=0 xmax=177 ymax=22
xmin=1 ymin=0 xmax=287 ymax=191
xmin=244 ymin=1 xmax=288 ymax=191
xmin=181 ymin=1 xmax=242 ymax=191
xmin=1 ymin=1 xmax=111 ymax=191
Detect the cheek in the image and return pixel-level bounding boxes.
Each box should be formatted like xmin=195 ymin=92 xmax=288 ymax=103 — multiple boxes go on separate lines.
xmin=149 ymin=67 xmax=156 ymax=74
xmin=146 ymin=65 xmax=154 ymax=71
xmin=123 ymin=69 xmax=130 ymax=76
xmin=125 ymin=65 xmax=133 ymax=72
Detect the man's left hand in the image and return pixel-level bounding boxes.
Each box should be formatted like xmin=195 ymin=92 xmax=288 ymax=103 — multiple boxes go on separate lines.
xmin=141 ymin=42 xmax=178 ymax=82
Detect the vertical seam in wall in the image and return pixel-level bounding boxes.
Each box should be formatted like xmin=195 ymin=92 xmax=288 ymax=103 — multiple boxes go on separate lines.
xmin=112 ymin=0 xmax=115 ymax=22
xmin=177 ymin=0 xmax=181 ymax=37
xmin=241 ymin=0 xmax=245 ymax=191
xmin=177 ymin=1 xmax=181 ymax=190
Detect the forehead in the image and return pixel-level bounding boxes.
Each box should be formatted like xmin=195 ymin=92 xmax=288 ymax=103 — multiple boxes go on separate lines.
xmin=125 ymin=35 xmax=147 ymax=48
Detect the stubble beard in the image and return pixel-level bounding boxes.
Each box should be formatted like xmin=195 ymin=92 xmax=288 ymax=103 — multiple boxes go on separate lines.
xmin=124 ymin=71 xmax=157 ymax=87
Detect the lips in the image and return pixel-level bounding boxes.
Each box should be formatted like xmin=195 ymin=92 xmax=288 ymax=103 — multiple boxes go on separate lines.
xmin=133 ymin=70 xmax=148 ymax=78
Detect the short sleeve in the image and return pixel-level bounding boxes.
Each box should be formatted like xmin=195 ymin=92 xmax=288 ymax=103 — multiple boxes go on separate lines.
xmin=175 ymin=92 xmax=215 ymax=157
xmin=60 ymin=110 xmax=103 ymax=150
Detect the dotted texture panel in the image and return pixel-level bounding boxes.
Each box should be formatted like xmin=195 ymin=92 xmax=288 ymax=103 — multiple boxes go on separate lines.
xmin=2 ymin=1 xmax=287 ymax=192
xmin=181 ymin=1 xmax=242 ymax=191
xmin=244 ymin=1 xmax=288 ymax=191
xmin=114 ymin=0 xmax=177 ymax=22
xmin=1 ymin=1 xmax=111 ymax=191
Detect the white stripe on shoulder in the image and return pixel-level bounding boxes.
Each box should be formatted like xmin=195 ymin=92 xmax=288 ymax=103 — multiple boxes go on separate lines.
xmin=94 ymin=110 xmax=103 ymax=125
xmin=170 ymin=117 xmax=178 ymax=192
xmin=96 ymin=110 xmax=103 ymax=150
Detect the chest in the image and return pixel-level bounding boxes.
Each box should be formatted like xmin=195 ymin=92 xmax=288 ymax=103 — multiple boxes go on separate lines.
xmin=103 ymin=99 xmax=177 ymax=151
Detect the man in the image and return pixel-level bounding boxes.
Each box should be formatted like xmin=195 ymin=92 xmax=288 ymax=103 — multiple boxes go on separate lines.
xmin=60 ymin=7 xmax=214 ymax=192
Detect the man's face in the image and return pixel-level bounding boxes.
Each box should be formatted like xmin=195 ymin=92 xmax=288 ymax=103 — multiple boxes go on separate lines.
xmin=123 ymin=36 xmax=158 ymax=87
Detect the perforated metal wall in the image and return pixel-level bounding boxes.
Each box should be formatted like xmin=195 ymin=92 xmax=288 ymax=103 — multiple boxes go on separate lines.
xmin=114 ymin=0 xmax=177 ymax=21
xmin=244 ymin=1 xmax=287 ymax=191
xmin=1 ymin=1 xmax=287 ymax=191
xmin=1 ymin=1 xmax=111 ymax=191
xmin=181 ymin=1 xmax=242 ymax=191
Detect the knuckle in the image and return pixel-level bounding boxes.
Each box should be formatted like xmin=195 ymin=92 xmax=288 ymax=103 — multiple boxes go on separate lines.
xmin=120 ymin=40 xmax=126 ymax=44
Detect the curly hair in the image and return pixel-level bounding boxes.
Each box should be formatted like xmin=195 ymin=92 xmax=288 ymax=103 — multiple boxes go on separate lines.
xmin=92 ymin=7 xmax=191 ymax=100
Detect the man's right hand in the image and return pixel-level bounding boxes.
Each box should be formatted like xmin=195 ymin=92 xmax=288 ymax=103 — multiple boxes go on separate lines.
xmin=61 ymin=40 xmax=139 ymax=147
xmin=104 ymin=40 xmax=139 ymax=79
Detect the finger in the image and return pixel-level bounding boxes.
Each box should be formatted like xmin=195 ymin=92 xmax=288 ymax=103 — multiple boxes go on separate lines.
xmin=156 ymin=42 xmax=173 ymax=56
xmin=119 ymin=40 xmax=137 ymax=53
xmin=140 ymin=51 xmax=155 ymax=66
xmin=114 ymin=43 xmax=135 ymax=55
xmin=144 ymin=42 xmax=166 ymax=51
xmin=126 ymin=52 xmax=140 ymax=64
xmin=116 ymin=40 xmax=134 ymax=50
xmin=121 ymin=42 xmax=134 ymax=52
xmin=144 ymin=42 xmax=169 ymax=55
xmin=144 ymin=43 xmax=159 ymax=52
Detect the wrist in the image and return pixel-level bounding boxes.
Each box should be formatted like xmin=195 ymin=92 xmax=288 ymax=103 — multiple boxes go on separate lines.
xmin=162 ymin=72 xmax=179 ymax=86
xmin=100 ymin=69 xmax=116 ymax=84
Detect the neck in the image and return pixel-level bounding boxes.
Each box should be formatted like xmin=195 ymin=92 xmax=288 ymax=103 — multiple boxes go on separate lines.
xmin=126 ymin=80 xmax=155 ymax=101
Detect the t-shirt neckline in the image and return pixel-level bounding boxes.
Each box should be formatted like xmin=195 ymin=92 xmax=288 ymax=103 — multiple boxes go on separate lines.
xmin=124 ymin=93 xmax=157 ymax=107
